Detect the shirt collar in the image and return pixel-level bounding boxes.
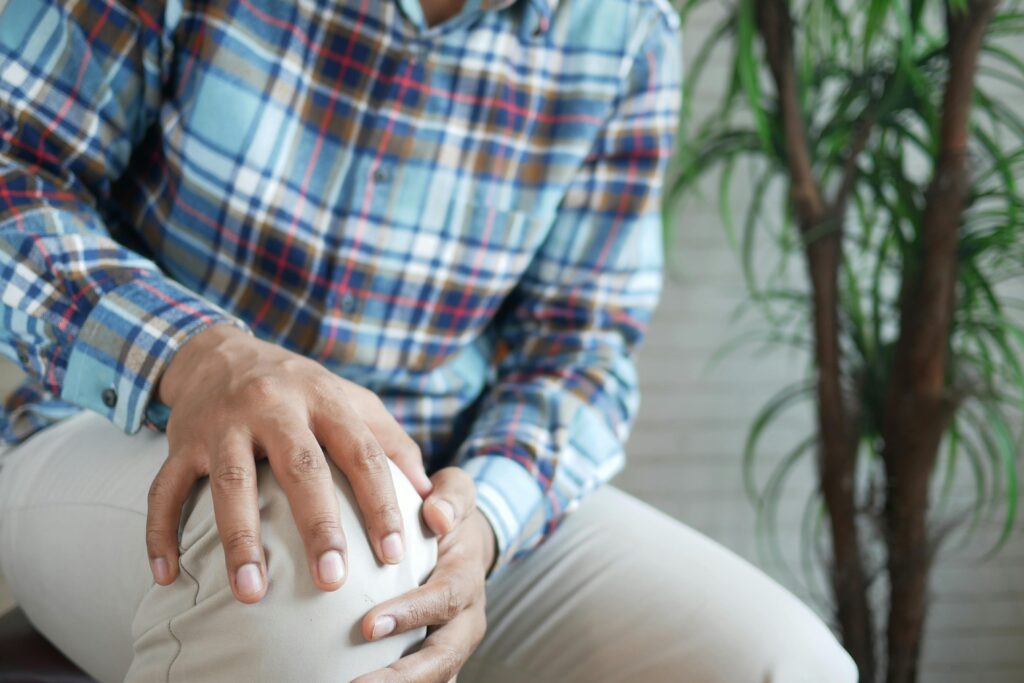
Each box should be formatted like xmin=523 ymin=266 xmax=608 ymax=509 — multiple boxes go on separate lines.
xmin=484 ymin=0 xmax=559 ymax=37
xmin=522 ymin=0 xmax=557 ymax=35
xmin=397 ymin=0 xmax=558 ymax=36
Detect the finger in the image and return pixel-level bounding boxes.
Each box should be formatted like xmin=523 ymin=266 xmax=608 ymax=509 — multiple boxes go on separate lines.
xmin=146 ymin=455 xmax=198 ymax=585
xmin=351 ymin=389 xmax=432 ymax=497
xmin=422 ymin=468 xmax=476 ymax=536
xmin=314 ymin=399 xmax=405 ymax=565
xmin=257 ymin=417 xmax=347 ymax=591
xmin=209 ymin=433 xmax=267 ymax=604
xmin=353 ymin=608 xmax=485 ymax=683
xmin=362 ymin=569 xmax=473 ymax=640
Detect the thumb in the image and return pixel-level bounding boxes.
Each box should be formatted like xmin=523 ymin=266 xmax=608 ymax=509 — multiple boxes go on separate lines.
xmin=423 ymin=467 xmax=476 ymax=536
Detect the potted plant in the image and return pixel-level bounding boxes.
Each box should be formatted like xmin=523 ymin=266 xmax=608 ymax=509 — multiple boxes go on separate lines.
xmin=669 ymin=1 xmax=1024 ymax=681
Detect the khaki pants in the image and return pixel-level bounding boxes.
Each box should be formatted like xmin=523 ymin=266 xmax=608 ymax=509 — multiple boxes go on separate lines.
xmin=0 ymin=413 xmax=857 ymax=682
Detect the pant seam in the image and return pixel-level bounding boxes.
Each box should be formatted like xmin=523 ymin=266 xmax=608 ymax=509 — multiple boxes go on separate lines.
xmin=164 ymin=556 xmax=201 ymax=683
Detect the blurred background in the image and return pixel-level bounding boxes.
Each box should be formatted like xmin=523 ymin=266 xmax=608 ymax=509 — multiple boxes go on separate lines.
xmin=3 ymin=2 xmax=1024 ymax=683
xmin=615 ymin=3 xmax=1024 ymax=683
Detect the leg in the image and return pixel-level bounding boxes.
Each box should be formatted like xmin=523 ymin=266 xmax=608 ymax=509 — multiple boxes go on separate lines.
xmin=461 ymin=487 xmax=858 ymax=683
xmin=0 ymin=412 xmax=436 ymax=682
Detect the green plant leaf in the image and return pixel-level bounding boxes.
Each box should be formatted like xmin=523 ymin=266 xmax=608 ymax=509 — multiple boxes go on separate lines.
xmin=755 ymin=434 xmax=818 ymax=586
xmin=863 ymin=0 xmax=891 ymax=62
xmin=743 ymin=380 xmax=816 ymax=502
xmin=979 ymin=403 xmax=1019 ymax=557
xmin=736 ymin=0 xmax=772 ymax=150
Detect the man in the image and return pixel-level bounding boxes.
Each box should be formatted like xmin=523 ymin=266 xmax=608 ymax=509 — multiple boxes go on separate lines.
xmin=0 ymin=0 xmax=858 ymax=681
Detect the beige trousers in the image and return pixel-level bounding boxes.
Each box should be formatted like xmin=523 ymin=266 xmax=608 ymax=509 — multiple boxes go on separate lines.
xmin=0 ymin=412 xmax=857 ymax=682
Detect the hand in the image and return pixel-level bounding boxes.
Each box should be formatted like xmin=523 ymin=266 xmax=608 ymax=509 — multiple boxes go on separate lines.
xmin=355 ymin=468 xmax=496 ymax=683
xmin=145 ymin=324 xmax=432 ymax=603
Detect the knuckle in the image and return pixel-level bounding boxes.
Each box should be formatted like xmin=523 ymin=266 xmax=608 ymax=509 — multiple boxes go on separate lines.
xmin=145 ymin=527 xmax=172 ymax=550
xmin=385 ymin=669 xmax=412 ymax=683
xmin=305 ymin=513 xmax=340 ymax=543
xmin=352 ymin=442 xmax=386 ymax=474
xmin=306 ymin=376 xmax=335 ymax=403
xmin=375 ymin=500 xmax=402 ymax=524
xmin=278 ymin=356 xmax=309 ymax=375
xmin=435 ymin=645 xmax=462 ymax=680
xmin=242 ymin=375 xmax=277 ymax=402
xmin=223 ymin=528 xmax=260 ymax=554
xmin=213 ymin=465 xmax=253 ymax=493
xmin=284 ymin=447 xmax=325 ymax=482
xmin=439 ymin=581 xmax=462 ymax=621
xmin=405 ymin=597 xmax=429 ymax=626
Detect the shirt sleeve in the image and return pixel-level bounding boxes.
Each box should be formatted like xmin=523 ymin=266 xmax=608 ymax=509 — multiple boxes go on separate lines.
xmin=0 ymin=0 xmax=243 ymax=434
xmin=456 ymin=13 xmax=683 ymax=572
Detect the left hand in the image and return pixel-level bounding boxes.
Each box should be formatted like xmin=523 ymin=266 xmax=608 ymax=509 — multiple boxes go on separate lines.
xmin=355 ymin=467 xmax=496 ymax=683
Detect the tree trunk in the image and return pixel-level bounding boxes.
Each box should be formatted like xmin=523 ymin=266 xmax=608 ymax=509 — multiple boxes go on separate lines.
xmin=754 ymin=1 xmax=878 ymax=678
xmin=807 ymin=229 xmax=878 ymax=682
xmin=881 ymin=3 xmax=998 ymax=682
xmin=754 ymin=1 xmax=998 ymax=679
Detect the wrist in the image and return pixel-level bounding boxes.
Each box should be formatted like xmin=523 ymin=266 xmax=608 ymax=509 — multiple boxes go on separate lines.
xmin=470 ymin=507 xmax=498 ymax=577
xmin=157 ymin=323 xmax=247 ymax=406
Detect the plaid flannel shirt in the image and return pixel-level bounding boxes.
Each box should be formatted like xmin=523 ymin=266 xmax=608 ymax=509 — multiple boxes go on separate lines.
xmin=0 ymin=0 xmax=680 ymax=571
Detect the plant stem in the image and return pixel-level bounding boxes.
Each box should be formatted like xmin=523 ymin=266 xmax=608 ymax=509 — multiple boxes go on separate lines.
xmin=754 ymin=1 xmax=877 ymax=679
xmin=881 ymin=2 xmax=999 ymax=682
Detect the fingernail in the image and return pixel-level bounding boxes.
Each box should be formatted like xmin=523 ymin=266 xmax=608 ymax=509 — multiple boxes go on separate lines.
xmin=318 ymin=550 xmax=346 ymax=584
xmin=236 ymin=563 xmax=263 ymax=597
xmin=381 ymin=532 xmax=404 ymax=563
xmin=371 ymin=615 xmax=397 ymax=640
xmin=151 ymin=557 xmax=170 ymax=583
xmin=432 ymin=499 xmax=455 ymax=527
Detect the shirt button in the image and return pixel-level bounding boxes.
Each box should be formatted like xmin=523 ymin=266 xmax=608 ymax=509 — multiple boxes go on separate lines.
xmin=101 ymin=388 xmax=118 ymax=408
xmin=373 ymin=166 xmax=391 ymax=183
xmin=340 ymin=292 xmax=357 ymax=314
xmin=16 ymin=348 xmax=29 ymax=366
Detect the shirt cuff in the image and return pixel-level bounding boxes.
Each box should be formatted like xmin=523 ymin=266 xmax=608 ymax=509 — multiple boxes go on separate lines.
xmin=60 ymin=275 xmax=246 ymax=433
xmin=460 ymin=454 xmax=547 ymax=576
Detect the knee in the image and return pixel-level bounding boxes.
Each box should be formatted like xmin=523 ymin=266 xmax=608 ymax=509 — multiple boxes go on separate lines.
xmin=153 ymin=459 xmax=438 ymax=681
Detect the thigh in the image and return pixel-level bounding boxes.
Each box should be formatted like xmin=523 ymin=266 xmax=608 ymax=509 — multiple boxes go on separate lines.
xmin=0 ymin=412 xmax=437 ymax=683
xmin=0 ymin=412 xmax=160 ymax=682
xmin=462 ymin=487 xmax=858 ymax=683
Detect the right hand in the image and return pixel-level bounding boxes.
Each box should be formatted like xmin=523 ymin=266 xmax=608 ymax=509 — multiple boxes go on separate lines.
xmin=145 ymin=324 xmax=431 ymax=603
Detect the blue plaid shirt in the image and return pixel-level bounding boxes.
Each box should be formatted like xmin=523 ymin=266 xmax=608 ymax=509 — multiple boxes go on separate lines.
xmin=0 ymin=0 xmax=680 ymax=570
